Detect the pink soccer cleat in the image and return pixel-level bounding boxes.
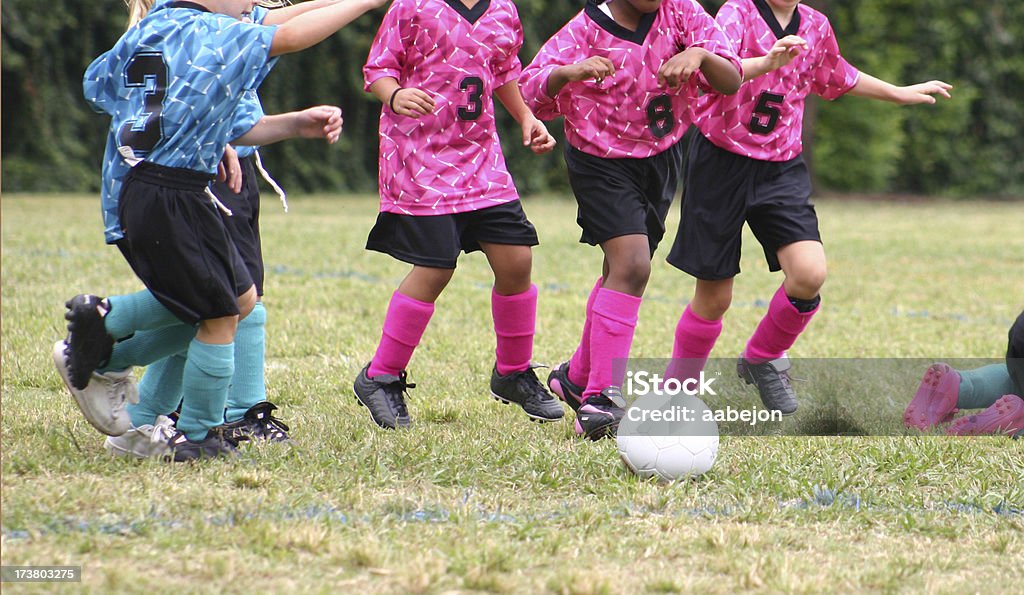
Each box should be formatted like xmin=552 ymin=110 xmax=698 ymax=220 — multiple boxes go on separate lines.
xmin=947 ymin=394 xmax=1024 ymax=436
xmin=903 ymin=363 xmax=960 ymax=430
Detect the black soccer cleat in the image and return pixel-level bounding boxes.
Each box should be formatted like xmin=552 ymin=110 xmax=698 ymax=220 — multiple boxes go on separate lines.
xmin=63 ymin=294 xmax=115 ymax=390
xmin=546 ymin=361 xmax=585 ymax=412
xmin=353 ymin=363 xmax=415 ymax=429
xmin=737 ymin=355 xmax=798 ymax=415
xmin=165 ymin=429 xmax=238 ymax=462
xmin=574 ymin=387 xmax=625 ymax=441
xmin=490 ymin=364 xmax=564 ymax=422
xmin=220 ymin=401 xmax=291 ymax=443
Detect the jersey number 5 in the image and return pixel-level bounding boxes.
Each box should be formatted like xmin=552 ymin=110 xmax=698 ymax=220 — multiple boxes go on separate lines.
xmin=646 ymin=95 xmax=675 ymax=139
xmin=458 ymin=76 xmax=484 ymax=121
xmin=749 ymin=91 xmax=784 ymax=135
xmin=118 ymin=52 xmax=168 ymax=155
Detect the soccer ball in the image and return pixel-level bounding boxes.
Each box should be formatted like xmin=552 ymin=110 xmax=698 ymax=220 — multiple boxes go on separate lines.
xmin=616 ymin=433 xmax=719 ymax=482
xmin=616 ymin=392 xmax=719 ymax=482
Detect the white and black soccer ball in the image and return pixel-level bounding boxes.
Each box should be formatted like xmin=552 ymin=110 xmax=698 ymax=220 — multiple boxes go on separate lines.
xmin=616 ymin=433 xmax=718 ymax=482
xmin=615 ymin=392 xmax=719 ymax=482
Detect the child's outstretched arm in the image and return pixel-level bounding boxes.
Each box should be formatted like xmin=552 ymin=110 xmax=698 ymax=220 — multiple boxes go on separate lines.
xmin=262 ymin=0 xmax=344 ymax=25
xmin=232 ymin=105 xmax=343 ymax=146
xmin=742 ymin=35 xmax=807 ymax=82
xmin=658 ymin=47 xmax=741 ymax=94
xmin=544 ymin=56 xmax=616 ymax=98
xmin=847 ymin=73 xmax=953 ymax=105
xmin=269 ymin=0 xmax=387 ymax=57
xmin=494 ymin=80 xmax=556 ymax=154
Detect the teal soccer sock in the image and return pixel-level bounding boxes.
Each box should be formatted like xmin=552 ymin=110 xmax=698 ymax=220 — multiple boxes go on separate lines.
xmin=226 ymin=302 xmax=267 ymax=422
xmin=101 ymin=323 xmax=197 ymax=372
xmin=128 ymin=353 xmax=186 ymax=428
xmin=177 ymin=340 xmax=234 ymax=442
xmin=104 ymin=290 xmax=181 ymax=339
xmin=957 ymin=364 xmax=1018 ymax=410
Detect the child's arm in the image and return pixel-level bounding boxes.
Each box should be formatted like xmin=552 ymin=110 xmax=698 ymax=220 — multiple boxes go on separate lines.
xmin=232 ymin=105 xmax=343 ymax=146
xmin=741 ymin=35 xmax=807 ymax=82
xmin=494 ymin=80 xmax=556 ymax=154
xmin=544 ymin=57 xmax=616 ymax=98
xmin=262 ymin=0 xmax=344 ymax=25
xmin=658 ymin=47 xmax=741 ymax=94
xmin=269 ymin=0 xmax=387 ymax=57
xmin=846 ymin=73 xmax=952 ymax=105
xmin=368 ymin=77 xmax=436 ymax=118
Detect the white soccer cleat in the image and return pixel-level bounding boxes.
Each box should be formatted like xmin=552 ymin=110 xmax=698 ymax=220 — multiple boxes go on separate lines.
xmin=53 ymin=340 xmax=138 ymax=437
xmin=104 ymin=415 xmax=176 ymax=459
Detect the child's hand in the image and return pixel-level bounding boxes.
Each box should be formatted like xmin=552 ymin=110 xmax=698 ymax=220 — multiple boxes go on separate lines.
xmin=566 ymin=56 xmax=616 ymax=84
xmin=762 ymin=35 xmax=807 ymax=71
xmin=521 ymin=116 xmax=556 ymax=154
xmin=296 ymin=105 xmax=344 ymax=143
xmin=391 ymin=87 xmax=436 ymax=118
xmin=217 ymin=144 xmax=242 ymax=194
xmin=895 ymin=80 xmax=953 ymax=104
xmin=658 ymin=47 xmax=707 ymax=88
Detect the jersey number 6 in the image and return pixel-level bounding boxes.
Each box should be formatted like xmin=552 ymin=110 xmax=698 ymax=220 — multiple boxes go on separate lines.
xmin=749 ymin=91 xmax=784 ymax=135
xmin=118 ymin=52 xmax=168 ymax=155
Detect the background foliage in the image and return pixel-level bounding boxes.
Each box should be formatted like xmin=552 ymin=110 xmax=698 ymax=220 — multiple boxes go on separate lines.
xmin=3 ymin=0 xmax=1022 ymax=197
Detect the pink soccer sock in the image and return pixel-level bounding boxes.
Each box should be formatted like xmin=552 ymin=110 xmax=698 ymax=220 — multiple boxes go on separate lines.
xmin=584 ymin=288 xmax=642 ymax=400
xmin=568 ymin=276 xmax=603 ymax=386
xmin=665 ymin=305 xmax=723 ymax=382
xmin=744 ymin=285 xmax=819 ymax=362
xmin=367 ymin=291 xmax=435 ymax=378
xmin=492 ymin=284 xmax=538 ymax=376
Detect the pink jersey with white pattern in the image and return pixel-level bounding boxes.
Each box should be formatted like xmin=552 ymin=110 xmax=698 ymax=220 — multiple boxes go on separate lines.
xmin=519 ymin=0 xmax=740 ymax=159
xmin=695 ymin=0 xmax=860 ymax=161
xmin=363 ymin=0 xmax=523 ymax=215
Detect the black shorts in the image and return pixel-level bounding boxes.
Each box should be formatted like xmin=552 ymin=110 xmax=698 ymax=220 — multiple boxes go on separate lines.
xmin=667 ymin=132 xmax=821 ymax=280
xmin=565 ymin=141 xmax=683 ymax=257
xmin=116 ymin=162 xmax=254 ymax=324
xmin=1007 ymin=310 xmax=1024 ymax=395
xmin=365 ymin=200 xmax=539 ymax=269
xmin=211 ymin=154 xmax=264 ymax=296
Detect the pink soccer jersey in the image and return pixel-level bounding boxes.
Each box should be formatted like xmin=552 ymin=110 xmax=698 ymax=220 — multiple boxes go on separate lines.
xmin=363 ymin=0 xmax=524 ymax=216
xmin=694 ymin=0 xmax=861 ymax=161
xmin=519 ymin=0 xmax=740 ymax=159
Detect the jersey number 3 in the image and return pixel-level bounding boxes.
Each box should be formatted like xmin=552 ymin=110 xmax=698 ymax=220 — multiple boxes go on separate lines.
xmin=118 ymin=52 xmax=168 ymax=155
xmin=458 ymin=76 xmax=484 ymax=121
xmin=749 ymin=91 xmax=784 ymax=134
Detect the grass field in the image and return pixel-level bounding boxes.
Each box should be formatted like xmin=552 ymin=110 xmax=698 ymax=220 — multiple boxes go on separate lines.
xmin=2 ymin=194 xmax=1022 ymax=593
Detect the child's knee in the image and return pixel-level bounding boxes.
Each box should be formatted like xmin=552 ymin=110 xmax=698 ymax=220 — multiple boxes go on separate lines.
xmin=788 ymin=264 xmax=827 ymax=297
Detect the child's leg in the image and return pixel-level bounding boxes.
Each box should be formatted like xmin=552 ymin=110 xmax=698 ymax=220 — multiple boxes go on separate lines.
xmin=958 ymin=364 xmax=1019 ymax=409
xmin=584 ymin=234 xmax=648 ymax=400
xmin=225 ymin=301 xmax=267 ymax=422
xmin=665 ymin=278 xmax=731 ymax=382
xmin=745 ymin=240 xmax=825 ymax=361
xmin=129 ymin=352 xmax=187 ymax=428
xmin=367 ymin=266 xmax=450 ymax=378
xmin=480 ymin=242 xmax=534 ymax=374
xmin=568 ymin=276 xmax=603 ymax=387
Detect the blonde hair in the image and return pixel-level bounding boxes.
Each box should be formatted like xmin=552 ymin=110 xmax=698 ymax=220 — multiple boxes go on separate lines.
xmin=125 ymin=0 xmax=292 ymax=27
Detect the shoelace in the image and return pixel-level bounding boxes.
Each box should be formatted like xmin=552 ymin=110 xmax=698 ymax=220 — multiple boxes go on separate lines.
xmin=149 ymin=417 xmax=177 ymax=445
xmin=105 ymin=373 xmax=140 ymax=408
xmin=383 ymin=372 xmax=416 ymax=417
xmin=515 ymin=368 xmax=549 ymax=401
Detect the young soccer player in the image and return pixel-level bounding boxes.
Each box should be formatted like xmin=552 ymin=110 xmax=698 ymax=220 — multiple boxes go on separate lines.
xmin=904 ymin=310 xmax=1024 ymax=437
xmin=519 ymin=0 xmax=742 ymax=440
xmin=354 ymin=0 xmax=560 ymax=429
xmin=102 ymin=0 xmax=342 ymax=459
xmin=55 ymin=0 xmax=386 ymax=461
xmin=665 ymin=0 xmax=952 ymax=415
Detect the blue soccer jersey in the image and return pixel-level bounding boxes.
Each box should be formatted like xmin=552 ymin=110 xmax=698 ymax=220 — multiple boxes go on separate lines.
xmin=87 ymin=2 xmax=276 ymax=242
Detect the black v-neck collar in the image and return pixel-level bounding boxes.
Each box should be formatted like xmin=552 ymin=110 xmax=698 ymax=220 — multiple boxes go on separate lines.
xmin=168 ymin=1 xmax=210 ymax=12
xmin=753 ymin=0 xmax=801 ymax=39
xmin=443 ymin=0 xmax=490 ymax=24
xmin=585 ymin=0 xmax=658 ymax=45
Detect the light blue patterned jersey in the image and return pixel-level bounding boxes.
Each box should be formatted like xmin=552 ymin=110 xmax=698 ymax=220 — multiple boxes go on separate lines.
xmin=235 ymin=5 xmax=272 ymax=160
xmin=87 ymin=2 xmax=276 ymax=243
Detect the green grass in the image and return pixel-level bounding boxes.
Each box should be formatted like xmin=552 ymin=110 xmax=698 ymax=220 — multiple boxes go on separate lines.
xmin=2 ymin=194 xmax=1022 ymax=593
